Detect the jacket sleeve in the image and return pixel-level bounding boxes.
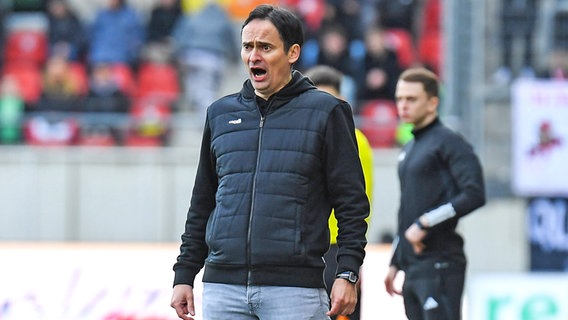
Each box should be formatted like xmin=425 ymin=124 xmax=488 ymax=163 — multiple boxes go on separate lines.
xmin=388 ymin=235 xmax=401 ymax=269
xmin=323 ymin=102 xmax=370 ymax=275
xmin=443 ymin=134 xmax=486 ymax=218
xmin=173 ymin=120 xmax=218 ymax=287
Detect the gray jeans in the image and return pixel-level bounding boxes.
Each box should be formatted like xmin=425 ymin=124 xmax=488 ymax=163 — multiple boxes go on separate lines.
xmin=202 ymin=283 xmax=331 ymax=320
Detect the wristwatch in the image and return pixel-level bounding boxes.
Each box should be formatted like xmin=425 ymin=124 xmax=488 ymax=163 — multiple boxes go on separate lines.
xmin=336 ymin=271 xmax=358 ymax=284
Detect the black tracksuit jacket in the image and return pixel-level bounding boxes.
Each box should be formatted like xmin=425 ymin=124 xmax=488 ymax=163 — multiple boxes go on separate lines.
xmin=391 ymin=118 xmax=486 ymax=278
xmin=173 ymin=70 xmax=369 ymax=288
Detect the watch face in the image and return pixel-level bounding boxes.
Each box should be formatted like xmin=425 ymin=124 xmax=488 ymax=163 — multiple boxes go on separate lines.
xmin=337 ymin=271 xmax=358 ymax=283
xmin=348 ymin=272 xmax=358 ymax=283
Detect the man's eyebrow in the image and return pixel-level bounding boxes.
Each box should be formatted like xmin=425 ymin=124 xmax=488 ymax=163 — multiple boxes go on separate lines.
xmin=242 ymin=40 xmax=272 ymax=47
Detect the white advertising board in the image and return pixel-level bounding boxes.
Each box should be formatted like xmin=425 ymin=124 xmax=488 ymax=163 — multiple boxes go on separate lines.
xmin=0 ymin=243 xmax=198 ymax=320
xmin=468 ymin=273 xmax=568 ymax=320
xmin=0 ymin=243 xmax=406 ymax=320
xmin=511 ymin=80 xmax=568 ymax=196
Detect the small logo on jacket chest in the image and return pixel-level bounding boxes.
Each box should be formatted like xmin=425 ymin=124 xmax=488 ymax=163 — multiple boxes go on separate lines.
xmin=228 ymin=118 xmax=242 ymax=124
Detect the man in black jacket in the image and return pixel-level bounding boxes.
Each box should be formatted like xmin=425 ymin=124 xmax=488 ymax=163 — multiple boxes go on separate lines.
xmin=384 ymin=68 xmax=485 ymax=320
xmin=170 ymin=4 xmax=369 ymax=320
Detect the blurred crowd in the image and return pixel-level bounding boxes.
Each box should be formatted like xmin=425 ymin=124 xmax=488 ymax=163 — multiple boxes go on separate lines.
xmin=0 ymin=0 xmax=442 ymax=148
xmin=0 ymin=0 xmax=565 ymax=148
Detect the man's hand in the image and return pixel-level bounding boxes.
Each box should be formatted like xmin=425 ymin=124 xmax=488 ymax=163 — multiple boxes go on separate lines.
xmin=327 ymin=278 xmax=358 ymax=317
xmin=170 ymin=284 xmax=195 ymax=320
xmin=404 ymin=220 xmax=428 ymax=254
xmin=384 ymin=265 xmax=402 ymax=296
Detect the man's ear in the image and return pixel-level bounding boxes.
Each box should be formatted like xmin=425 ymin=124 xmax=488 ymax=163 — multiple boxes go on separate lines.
xmin=288 ymin=44 xmax=301 ymax=64
xmin=428 ymin=96 xmax=440 ymax=112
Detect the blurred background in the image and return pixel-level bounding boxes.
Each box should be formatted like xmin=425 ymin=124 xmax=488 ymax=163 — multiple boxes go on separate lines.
xmin=0 ymin=0 xmax=567 ymax=319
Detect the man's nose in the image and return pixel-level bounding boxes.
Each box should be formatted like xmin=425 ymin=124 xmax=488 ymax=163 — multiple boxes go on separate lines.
xmin=246 ymin=46 xmax=260 ymax=62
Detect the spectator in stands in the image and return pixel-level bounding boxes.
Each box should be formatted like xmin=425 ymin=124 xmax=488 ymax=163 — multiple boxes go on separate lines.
xmin=493 ymin=0 xmax=539 ymax=84
xmin=357 ymin=25 xmax=402 ymax=102
xmin=46 ymin=0 xmax=87 ymax=61
xmin=146 ymin=0 xmax=182 ymax=44
xmin=171 ymin=0 xmax=239 ymax=118
xmin=314 ymin=24 xmax=360 ymax=105
xmin=23 ymin=53 xmax=82 ymax=146
xmin=321 ymin=0 xmax=365 ymax=41
xmin=88 ymin=0 xmax=145 ymax=68
xmin=315 ymin=24 xmax=354 ymax=76
xmin=376 ymin=0 xmax=420 ymax=40
xmin=143 ymin=0 xmax=182 ymax=64
xmin=83 ymin=62 xmax=130 ymax=113
xmin=36 ymin=54 xmax=83 ymax=112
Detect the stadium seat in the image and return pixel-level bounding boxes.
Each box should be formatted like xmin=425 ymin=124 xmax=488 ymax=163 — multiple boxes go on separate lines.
xmin=358 ymin=99 xmax=399 ymax=148
xmin=4 ymin=29 xmax=48 ymax=67
xmin=124 ymin=98 xmax=171 ymax=147
xmin=418 ymin=31 xmax=442 ymax=75
xmin=136 ymin=62 xmax=180 ymax=103
xmin=418 ymin=0 xmax=442 ymax=74
xmin=2 ymin=63 xmax=43 ymax=105
xmin=384 ymin=28 xmax=417 ymax=69
xmin=421 ymin=0 xmax=441 ymax=34
xmin=69 ymin=62 xmax=89 ymax=96
xmin=111 ymin=63 xmax=137 ymax=97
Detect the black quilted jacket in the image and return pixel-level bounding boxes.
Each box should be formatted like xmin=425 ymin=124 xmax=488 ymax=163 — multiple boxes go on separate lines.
xmin=173 ymin=70 xmax=369 ymax=288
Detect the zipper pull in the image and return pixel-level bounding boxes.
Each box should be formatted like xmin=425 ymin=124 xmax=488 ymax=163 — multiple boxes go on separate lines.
xmin=259 ymin=117 xmax=265 ymax=128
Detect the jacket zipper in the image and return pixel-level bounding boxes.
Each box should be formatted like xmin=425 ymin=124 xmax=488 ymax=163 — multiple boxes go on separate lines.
xmin=247 ymin=103 xmax=269 ymax=286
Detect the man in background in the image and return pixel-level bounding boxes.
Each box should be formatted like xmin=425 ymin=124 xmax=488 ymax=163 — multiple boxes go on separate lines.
xmin=384 ymin=67 xmax=485 ymax=320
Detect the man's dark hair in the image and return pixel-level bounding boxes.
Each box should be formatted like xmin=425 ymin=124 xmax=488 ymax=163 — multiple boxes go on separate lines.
xmin=242 ymin=4 xmax=304 ymax=52
xmin=304 ymin=65 xmax=342 ymax=92
xmin=399 ymin=67 xmax=439 ymax=98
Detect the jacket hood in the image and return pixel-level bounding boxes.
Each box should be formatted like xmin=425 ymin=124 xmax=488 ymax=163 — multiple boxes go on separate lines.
xmin=241 ymin=69 xmax=317 ymax=109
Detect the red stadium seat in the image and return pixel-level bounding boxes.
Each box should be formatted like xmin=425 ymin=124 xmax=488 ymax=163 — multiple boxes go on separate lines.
xmin=69 ymin=62 xmax=89 ymax=96
xmin=111 ymin=63 xmax=137 ymax=97
xmin=2 ymin=63 xmax=43 ymax=104
xmin=384 ymin=28 xmax=417 ymax=69
xmin=124 ymin=98 xmax=171 ymax=147
xmin=418 ymin=31 xmax=442 ymax=75
xmin=4 ymin=29 xmax=48 ymax=67
xmin=421 ymin=0 xmax=441 ymax=34
xmin=358 ymin=99 xmax=399 ymax=148
xmin=417 ymin=0 xmax=442 ymax=74
xmin=136 ymin=62 xmax=180 ymax=103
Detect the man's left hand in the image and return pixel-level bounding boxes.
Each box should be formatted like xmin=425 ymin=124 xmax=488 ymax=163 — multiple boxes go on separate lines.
xmin=405 ymin=223 xmax=427 ymax=254
xmin=327 ymin=278 xmax=358 ymax=317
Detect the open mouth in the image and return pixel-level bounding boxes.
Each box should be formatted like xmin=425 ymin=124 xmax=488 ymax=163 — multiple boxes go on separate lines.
xmin=251 ymin=67 xmax=267 ymax=79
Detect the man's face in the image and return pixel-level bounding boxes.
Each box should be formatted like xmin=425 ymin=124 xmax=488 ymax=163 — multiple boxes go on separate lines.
xmin=241 ymin=19 xmax=300 ymax=100
xmin=395 ymin=80 xmax=438 ymax=129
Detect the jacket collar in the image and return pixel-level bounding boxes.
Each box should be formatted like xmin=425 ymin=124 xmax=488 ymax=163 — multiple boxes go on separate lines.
xmin=412 ymin=117 xmax=441 ymax=138
xmin=241 ymin=70 xmax=316 ymax=110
